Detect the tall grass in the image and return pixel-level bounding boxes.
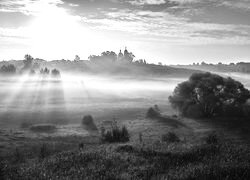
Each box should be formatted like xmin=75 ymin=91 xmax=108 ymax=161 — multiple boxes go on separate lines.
xmin=101 ymin=120 xmax=129 ymax=143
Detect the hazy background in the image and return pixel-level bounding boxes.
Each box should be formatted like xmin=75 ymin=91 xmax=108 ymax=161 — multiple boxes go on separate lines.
xmin=0 ymin=74 xmax=185 ymax=127
xmin=0 ymin=72 xmax=249 ymax=128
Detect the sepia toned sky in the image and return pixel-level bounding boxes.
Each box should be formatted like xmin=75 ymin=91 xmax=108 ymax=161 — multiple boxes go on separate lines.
xmin=0 ymin=0 xmax=250 ymax=64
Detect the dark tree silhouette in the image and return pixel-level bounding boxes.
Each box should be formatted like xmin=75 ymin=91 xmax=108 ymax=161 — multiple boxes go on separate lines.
xmin=89 ymin=51 xmax=117 ymax=63
xmin=74 ymin=55 xmax=80 ymax=61
xmin=0 ymin=64 xmax=16 ymax=74
xmin=51 ymin=69 xmax=61 ymax=77
xmin=169 ymin=72 xmax=250 ymax=118
xmin=134 ymin=59 xmax=147 ymax=64
xmin=23 ymin=54 xmax=33 ymax=69
xmin=123 ymin=48 xmax=135 ymax=63
xmin=101 ymin=51 xmax=117 ymax=62
xmin=40 ymin=67 xmax=50 ymax=75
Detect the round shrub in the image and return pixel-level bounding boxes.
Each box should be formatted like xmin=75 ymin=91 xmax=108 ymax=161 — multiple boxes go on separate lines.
xmin=82 ymin=115 xmax=98 ymax=131
xmin=146 ymin=107 xmax=161 ymax=118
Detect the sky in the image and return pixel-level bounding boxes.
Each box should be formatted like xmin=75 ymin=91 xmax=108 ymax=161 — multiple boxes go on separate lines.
xmin=0 ymin=0 xmax=250 ymax=64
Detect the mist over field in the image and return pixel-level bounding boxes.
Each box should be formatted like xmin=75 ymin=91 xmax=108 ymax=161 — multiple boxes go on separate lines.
xmin=0 ymin=74 xmax=186 ymax=128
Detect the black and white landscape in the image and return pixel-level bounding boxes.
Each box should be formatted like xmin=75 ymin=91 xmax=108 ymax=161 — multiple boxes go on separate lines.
xmin=0 ymin=0 xmax=250 ymax=180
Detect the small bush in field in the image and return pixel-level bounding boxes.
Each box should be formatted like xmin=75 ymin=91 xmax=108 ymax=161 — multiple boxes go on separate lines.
xmin=161 ymin=132 xmax=180 ymax=143
xmin=101 ymin=121 xmax=129 ymax=143
xmin=146 ymin=105 xmax=161 ymax=118
xmin=82 ymin=115 xmax=98 ymax=131
xmin=205 ymin=133 xmax=218 ymax=144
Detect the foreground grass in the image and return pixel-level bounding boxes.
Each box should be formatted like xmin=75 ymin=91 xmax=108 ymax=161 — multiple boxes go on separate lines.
xmin=1 ymin=138 xmax=250 ymax=180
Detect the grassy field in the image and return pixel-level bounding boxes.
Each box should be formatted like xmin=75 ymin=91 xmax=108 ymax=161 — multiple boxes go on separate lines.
xmin=0 ymin=74 xmax=250 ymax=179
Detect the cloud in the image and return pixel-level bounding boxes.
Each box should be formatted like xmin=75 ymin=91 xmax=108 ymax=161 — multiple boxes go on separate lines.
xmin=220 ymin=0 xmax=250 ymax=10
xmin=0 ymin=0 xmax=64 ymax=15
xmin=170 ymin=0 xmax=199 ymax=4
xmin=81 ymin=7 xmax=250 ymax=45
xmin=0 ymin=0 xmax=250 ymax=55
xmin=130 ymin=0 xmax=166 ymax=5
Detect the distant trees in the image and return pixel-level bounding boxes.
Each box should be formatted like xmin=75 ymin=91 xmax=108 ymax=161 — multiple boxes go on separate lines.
xmin=169 ymin=72 xmax=250 ymax=118
xmin=88 ymin=48 xmax=136 ymax=64
xmin=201 ymin=61 xmax=207 ymax=66
xmin=39 ymin=67 xmax=61 ymax=77
xmin=0 ymin=64 xmax=16 ymax=74
xmin=74 ymin=55 xmax=80 ymax=61
xmin=88 ymin=51 xmax=117 ymax=63
xmin=134 ymin=59 xmax=147 ymax=65
xmin=40 ymin=67 xmax=50 ymax=75
xmin=101 ymin=51 xmax=117 ymax=62
xmin=51 ymin=69 xmax=61 ymax=77
xmin=23 ymin=54 xmax=33 ymax=70
xmin=123 ymin=48 xmax=135 ymax=63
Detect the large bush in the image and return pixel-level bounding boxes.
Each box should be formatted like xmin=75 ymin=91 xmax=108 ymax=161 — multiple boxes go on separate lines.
xmin=169 ymin=72 xmax=250 ymax=118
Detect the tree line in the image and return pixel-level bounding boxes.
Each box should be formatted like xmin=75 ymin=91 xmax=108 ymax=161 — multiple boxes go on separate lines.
xmin=0 ymin=54 xmax=61 ymax=77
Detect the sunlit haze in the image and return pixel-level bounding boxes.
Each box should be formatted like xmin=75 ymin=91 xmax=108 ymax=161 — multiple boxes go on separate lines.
xmin=0 ymin=0 xmax=250 ymax=64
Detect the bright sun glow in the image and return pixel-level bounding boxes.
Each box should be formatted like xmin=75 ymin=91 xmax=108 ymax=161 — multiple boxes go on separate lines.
xmin=28 ymin=5 xmax=95 ymax=59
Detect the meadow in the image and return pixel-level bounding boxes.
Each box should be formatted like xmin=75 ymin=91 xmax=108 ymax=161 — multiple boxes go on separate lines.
xmin=0 ymin=73 xmax=250 ymax=179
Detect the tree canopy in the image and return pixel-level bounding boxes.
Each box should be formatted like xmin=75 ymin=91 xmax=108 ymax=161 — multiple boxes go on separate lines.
xmin=51 ymin=69 xmax=61 ymax=77
xmin=23 ymin=54 xmax=33 ymax=69
xmin=88 ymin=51 xmax=117 ymax=63
xmin=169 ymin=72 xmax=250 ymax=118
xmin=0 ymin=64 xmax=16 ymax=74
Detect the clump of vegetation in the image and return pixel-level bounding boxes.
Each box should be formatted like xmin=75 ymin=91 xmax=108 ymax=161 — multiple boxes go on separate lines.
xmin=82 ymin=115 xmax=98 ymax=131
xmin=205 ymin=132 xmax=219 ymax=144
xmin=146 ymin=105 xmax=161 ymax=118
xmin=101 ymin=121 xmax=129 ymax=143
xmin=51 ymin=68 xmax=61 ymax=77
xmin=30 ymin=124 xmax=56 ymax=132
xmin=23 ymin=54 xmax=33 ymax=70
xmin=161 ymin=132 xmax=180 ymax=143
xmin=0 ymin=64 xmax=16 ymax=74
xmin=169 ymin=72 xmax=250 ymax=118
xmin=40 ymin=67 xmax=50 ymax=75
